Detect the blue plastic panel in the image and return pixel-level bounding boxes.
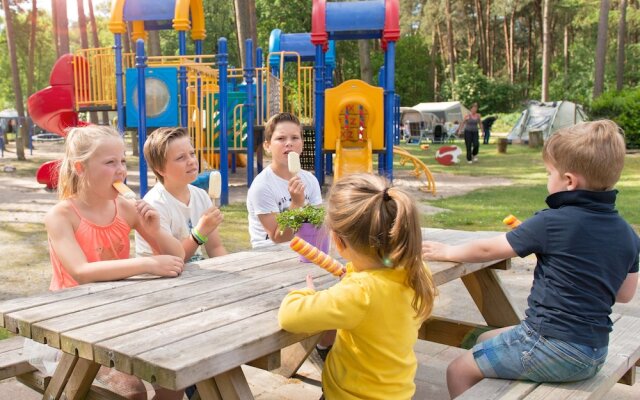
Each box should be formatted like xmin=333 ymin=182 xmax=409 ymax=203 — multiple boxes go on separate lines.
xmin=326 ymin=0 xmax=385 ymax=33
xmin=125 ymin=67 xmax=179 ymax=128
xmin=123 ymin=0 xmax=176 ymax=22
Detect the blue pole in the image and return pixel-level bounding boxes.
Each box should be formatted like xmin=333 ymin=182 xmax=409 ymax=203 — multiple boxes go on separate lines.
xmin=384 ymin=42 xmax=396 ymax=181
xmin=255 ymin=47 xmax=264 ymax=174
xmin=324 ymin=64 xmax=333 ymax=176
xmin=244 ymin=39 xmax=255 ymax=186
xmin=218 ymin=38 xmax=229 ymax=205
xmin=135 ymin=39 xmax=149 ymax=196
xmin=178 ymin=31 xmax=188 ymax=127
xmin=314 ymin=44 xmax=325 ymax=186
xmin=114 ymin=34 xmax=125 ymax=134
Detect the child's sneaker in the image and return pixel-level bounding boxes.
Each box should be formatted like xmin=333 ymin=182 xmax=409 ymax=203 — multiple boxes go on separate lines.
xmin=315 ymin=344 xmax=332 ymax=362
xmin=473 ymin=156 xmax=479 ymax=162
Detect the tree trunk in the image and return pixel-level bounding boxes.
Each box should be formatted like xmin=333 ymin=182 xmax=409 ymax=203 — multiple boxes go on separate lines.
xmin=429 ymin=28 xmax=437 ymax=101
xmin=27 ymin=0 xmax=37 ymax=97
xmin=503 ymin=17 xmax=511 ymax=82
xmin=527 ymin=15 xmax=533 ymax=91
xmin=87 ymin=0 xmax=99 ymax=47
xmin=510 ymin=3 xmax=517 ymax=82
xmin=445 ymin=0 xmax=456 ymax=84
xmin=474 ymin=0 xmax=486 ymax=72
xmin=358 ymin=40 xmax=373 ymax=84
xmin=616 ymin=0 xmax=627 ymax=91
xmin=77 ymin=0 xmax=88 ymax=49
xmin=593 ymin=0 xmax=610 ymax=98
xmin=51 ymin=0 xmax=59 ymax=57
xmin=2 ymin=0 xmax=27 ymax=160
xmin=55 ymin=0 xmax=70 ymax=55
xmin=541 ymin=0 xmax=551 ymax=102
xmin=233 ymin=0 xmax=257 ymax=68
xmin=486 ymin=0 xmax=493 ymax=77
xmin=148 ymin=31 xmax=162 ymax=56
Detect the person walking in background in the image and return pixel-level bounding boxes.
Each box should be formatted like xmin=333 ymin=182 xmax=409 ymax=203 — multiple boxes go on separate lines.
xmin=460 ymin=103 xmax=482 ymax=163
xmin=482 ymin=115 xmax=498 ymax=144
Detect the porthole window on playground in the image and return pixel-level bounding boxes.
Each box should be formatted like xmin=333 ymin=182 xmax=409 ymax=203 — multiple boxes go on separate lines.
xmin=132 ymin=78 xmax=170 ymax=117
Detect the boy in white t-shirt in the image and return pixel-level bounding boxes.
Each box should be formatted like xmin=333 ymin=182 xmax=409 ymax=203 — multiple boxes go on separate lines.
xmin=136 ymin=127 xmax=227 ymax=261
xmin=247 ymin=112 xmax=323 ymax=248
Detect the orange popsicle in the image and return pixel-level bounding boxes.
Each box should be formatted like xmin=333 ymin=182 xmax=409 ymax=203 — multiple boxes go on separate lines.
xmin=290 ymin=236 xmax=345 ymax=277
xmin=113 ymin=181 xmax=136 ymax=201
xmin=503 ymin=214 xmax=522 ymax=229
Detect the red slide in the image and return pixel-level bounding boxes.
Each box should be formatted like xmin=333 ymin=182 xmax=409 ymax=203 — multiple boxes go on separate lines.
xmin=29 ymin=54 xmax=89 ymax=190
xmin=27 ymin=54 xmax=89 ymax=137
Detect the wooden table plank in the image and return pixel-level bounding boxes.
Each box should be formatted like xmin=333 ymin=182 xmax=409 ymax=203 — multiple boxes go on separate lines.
xmin=60 ymin=258 xmax=314 ymax=361
xmin=132 ymin=310 xmax=307 ymax=391
xmin=30 ymin=251 xmax=300 ymax=348
xmin=93 ymin=272 xmax=335 ymax=375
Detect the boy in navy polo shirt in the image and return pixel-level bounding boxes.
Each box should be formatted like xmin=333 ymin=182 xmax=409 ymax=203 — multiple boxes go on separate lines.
xmin=423 ymin=120 xmax=639 ymax=398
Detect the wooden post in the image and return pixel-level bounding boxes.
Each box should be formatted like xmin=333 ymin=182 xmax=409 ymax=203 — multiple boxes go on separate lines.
xmin=497 ymin=138 xmax=508 ymax=153
xmin=529 ymin=130 xmax=543 ymax=148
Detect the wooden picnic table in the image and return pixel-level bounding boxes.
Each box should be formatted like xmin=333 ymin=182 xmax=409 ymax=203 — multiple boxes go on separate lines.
xmin=0 ymin=228 xmax=521 ymax=400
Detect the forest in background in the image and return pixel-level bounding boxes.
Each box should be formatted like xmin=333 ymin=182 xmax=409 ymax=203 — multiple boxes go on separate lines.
xmin=1 ymin=0 xmax=639 ymax=155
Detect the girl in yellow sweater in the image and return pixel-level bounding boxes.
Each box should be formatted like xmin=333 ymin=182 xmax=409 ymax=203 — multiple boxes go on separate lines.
xmin=278 ymin=173 xmax=437 ymax=399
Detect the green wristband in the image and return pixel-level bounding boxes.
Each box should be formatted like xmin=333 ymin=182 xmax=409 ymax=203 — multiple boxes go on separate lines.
xmin=191 ymin=228 xmax=208 ymax=245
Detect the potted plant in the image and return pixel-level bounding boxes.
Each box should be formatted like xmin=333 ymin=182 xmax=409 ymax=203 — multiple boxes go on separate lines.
xmin=277 ymin=205 xmax=329 ymax=262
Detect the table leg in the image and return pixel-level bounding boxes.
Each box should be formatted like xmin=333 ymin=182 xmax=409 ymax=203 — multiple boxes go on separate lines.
xmin=274 ymin=334 xmax=321 ymax=378
xmin=60 ymin=357 xmax=101 ymax=400
xmin=461 ymin=267 xmax=523 ymax=327
xmin=196 ymin=367 xmax=253 ymax=400
xmin=42 ymin=352 xmax=77 ymax=400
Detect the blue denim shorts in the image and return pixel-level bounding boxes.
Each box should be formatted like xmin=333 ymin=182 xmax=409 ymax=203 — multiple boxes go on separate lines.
xmin=472 ymin=321 xmax=607 ymax=382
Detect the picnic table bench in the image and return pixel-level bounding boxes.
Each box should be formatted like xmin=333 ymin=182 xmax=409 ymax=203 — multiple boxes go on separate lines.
xmin=0 ymin=228 xmax=637 ymax=400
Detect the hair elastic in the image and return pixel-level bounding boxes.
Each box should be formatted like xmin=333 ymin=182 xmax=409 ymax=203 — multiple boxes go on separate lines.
xmin=382 ymin=188 xmax=391 ymax=201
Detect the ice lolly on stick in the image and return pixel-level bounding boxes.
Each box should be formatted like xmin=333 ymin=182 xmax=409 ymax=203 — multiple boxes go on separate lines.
xmin=290 ymin=236 xmax=346 ymax=277
xmin=503 ymin=214 xmax=522 ymax=229
xmin=113 ymin=181 xmax=136 ymax=201
xmin=288 ymin=152 xmax=301 ymax=175
xmin=208 ymin=170 xmax=221 ymax=201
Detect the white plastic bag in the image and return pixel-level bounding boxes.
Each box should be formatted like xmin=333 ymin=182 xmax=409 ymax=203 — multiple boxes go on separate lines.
xmin=23 ymin=338 xmax=61 ymax=376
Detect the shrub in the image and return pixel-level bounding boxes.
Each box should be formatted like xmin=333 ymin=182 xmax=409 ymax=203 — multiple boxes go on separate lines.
xmin=590 ymin=88 xmax=640 ymax=148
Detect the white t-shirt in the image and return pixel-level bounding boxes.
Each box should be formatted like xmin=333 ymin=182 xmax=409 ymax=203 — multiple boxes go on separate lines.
xmin=135 ymin=182 xmax=212 ymax=259
xmin=246 ymin=167 xmax=322 ymax=248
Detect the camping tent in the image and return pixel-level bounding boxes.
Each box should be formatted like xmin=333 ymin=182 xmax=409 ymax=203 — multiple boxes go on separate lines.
xmin=412 ymin=102 xmax=469 ymax=125
xmin=507 ymin=100 xmax=588 ymax=142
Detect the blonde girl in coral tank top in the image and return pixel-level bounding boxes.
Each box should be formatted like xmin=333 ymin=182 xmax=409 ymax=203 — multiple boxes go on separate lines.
xmin=45 ymin=125 xmax=186 ymax=399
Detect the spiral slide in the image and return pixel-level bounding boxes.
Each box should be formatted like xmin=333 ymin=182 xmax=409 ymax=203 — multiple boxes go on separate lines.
xmin=28 ymin=54 xmax=88 ymax=190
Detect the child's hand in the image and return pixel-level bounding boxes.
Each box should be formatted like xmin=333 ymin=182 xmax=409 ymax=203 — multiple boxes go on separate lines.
xmin=288 ymin=175 xmax=306 ymax=208
xmin=136 ymin=200 xmax=161 ymax=233
xmin=422 ymin=240 xmax=449 ymax=261
xmin=197 ymin=206 xmax=223 ymax=236
xmin=146 ymin=255 xmax=184 ymax=277
xmin=306 ymin=274 xmax=316 ymax=290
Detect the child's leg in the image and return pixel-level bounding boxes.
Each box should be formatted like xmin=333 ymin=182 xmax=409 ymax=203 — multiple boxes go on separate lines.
xmin=447 ymin=351 xmax=485 ymax=398
xmin=477 ymin=325 xmax=516 ymax=343
xmin=319 ymin=330 xmax=336 ymax=347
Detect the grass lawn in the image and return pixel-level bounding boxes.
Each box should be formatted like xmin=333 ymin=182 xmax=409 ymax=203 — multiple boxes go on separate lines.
xmin=405 ymin=141 xmax=640 ymax=232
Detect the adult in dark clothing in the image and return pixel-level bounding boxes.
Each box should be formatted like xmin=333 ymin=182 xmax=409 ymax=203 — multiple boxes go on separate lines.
xmin=482 ymin=116 xmax=497 ymax=144
xmin=460 ymin=103 xmax=481 ymax=163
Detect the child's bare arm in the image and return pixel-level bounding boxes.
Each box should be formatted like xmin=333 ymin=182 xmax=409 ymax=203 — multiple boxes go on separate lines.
xmin=128 ymin=199 xmax=185 ymax=259
xmin=423 ymin=233 xmax=517 ymax=262
xmin=258 ymin=213 xmax=295 ymax=243
xmin=616 ymin=272 xmax=638 ymax=303
xmin=45 ymin=207 xmax=183 ymax=284
xmin=204 ymin=230 xmax=227 ymax=257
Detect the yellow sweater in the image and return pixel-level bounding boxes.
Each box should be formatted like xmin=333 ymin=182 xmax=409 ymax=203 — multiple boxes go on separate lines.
xmin=278 ymin=263 xmax=421 ymax=400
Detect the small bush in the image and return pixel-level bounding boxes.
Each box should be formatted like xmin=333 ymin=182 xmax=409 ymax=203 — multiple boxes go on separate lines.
xmin=590 ymin=88 xmax=640 ymax=148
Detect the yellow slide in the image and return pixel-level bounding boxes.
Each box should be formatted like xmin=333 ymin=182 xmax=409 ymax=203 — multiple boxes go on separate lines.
xmin=334 ymin=137 xmax=373 ymax=180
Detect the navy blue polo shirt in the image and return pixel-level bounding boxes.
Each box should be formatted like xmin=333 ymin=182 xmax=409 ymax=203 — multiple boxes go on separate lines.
xmin=506 ymin=190 xmax=640 ymax=347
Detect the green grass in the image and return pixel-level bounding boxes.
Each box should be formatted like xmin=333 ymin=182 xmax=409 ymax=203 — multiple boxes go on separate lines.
xmin=218 ymin=203 xmax=251 ymax=252
xmin=416 ymin=145 xmax=640 ymax=232
xmin=0 ymin=328 xmax=9 ymax=340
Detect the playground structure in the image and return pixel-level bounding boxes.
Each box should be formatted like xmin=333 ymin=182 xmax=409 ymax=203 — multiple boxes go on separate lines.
xmin=27 ymin=0 xmax=437 ymax=200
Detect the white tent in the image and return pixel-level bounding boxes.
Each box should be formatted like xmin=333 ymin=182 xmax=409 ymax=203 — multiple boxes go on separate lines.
xmin=507 ymin=100 xmax=588 ymax=142
xmin=412 ymin=101 xmax=469 ymax=125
